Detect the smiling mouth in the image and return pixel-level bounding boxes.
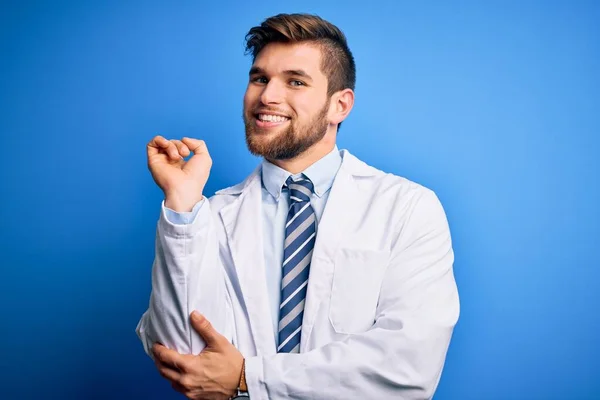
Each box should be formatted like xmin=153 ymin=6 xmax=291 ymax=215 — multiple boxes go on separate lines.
xmin=253 ymin=113 xmax=291 ymax=129
xmin=255 ymin=113 xmax=291 ymax=123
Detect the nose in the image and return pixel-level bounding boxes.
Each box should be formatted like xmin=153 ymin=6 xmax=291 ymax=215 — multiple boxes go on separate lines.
xmin=260 ymin=80 xmax=284 ymax=105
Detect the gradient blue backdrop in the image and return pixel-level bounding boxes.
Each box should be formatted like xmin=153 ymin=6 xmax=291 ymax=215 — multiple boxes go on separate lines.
xmin=1 ymin=1 xmax=598 ymax=399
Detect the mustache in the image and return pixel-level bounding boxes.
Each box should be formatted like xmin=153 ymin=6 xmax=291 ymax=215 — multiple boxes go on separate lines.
xmin=251 ymin=107 xmax=291 ymax=117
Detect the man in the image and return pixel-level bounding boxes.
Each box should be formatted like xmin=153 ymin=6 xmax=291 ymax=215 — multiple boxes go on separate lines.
xmin=136 ymin=13 xmax=459 ymax=400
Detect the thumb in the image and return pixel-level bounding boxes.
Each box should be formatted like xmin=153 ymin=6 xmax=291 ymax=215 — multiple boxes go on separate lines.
xmin=180 ymin=138 xmax=212 ymax=178
xmin=190 ymin=311 xmax=222 ymax=347
xmin=181 ymin=137 xmax=207 ymax=155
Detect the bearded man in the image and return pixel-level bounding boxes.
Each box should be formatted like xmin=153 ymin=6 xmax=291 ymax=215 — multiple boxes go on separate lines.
xmin=137 ymin=13 xmax=459 ymax=400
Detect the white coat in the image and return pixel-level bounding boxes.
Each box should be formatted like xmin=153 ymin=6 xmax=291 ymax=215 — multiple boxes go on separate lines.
xmin=136 ymin=149 xmax=460 ymax=399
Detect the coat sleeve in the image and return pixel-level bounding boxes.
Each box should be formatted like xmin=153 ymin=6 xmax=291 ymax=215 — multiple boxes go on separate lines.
xmin=135 ymin=199 xmax=234 ymax=358
xmin=244 ymin=189 xmax=460 ymax=399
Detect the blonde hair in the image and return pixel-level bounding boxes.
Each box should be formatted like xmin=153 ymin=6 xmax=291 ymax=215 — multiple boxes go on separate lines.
xmin=245 ymin=13 xmax=356 ymax=97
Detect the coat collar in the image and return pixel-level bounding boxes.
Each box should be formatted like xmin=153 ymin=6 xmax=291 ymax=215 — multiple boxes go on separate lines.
xmin=214 ymin=149 xmax=377 ymax=197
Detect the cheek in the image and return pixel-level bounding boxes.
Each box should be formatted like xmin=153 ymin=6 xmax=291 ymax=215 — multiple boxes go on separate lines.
xmin=295 ymin=106 xmax=318 ymax=123
xmin=295 ymin=93 xmax=328 ymax=119
xmin=290 ymin=100 xmax=312 ymax=120
xmin=243 ymin=87 xmax=256 ymax=109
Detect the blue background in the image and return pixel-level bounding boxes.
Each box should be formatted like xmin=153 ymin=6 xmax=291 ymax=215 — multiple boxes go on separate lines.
xmin=1 ymin=1 xmax=598 ymax=399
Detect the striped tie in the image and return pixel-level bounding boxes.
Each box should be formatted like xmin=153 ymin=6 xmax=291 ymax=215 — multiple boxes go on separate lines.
xmin=277 ymin=175 xmax=316 ymax=353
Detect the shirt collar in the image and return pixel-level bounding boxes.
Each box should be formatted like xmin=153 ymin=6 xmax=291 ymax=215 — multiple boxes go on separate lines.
xmin=261 ymin=145 xmax=342 ymax=201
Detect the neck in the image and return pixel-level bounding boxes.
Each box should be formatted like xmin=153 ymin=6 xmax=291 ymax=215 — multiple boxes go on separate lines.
xmin=268 ymin=129 xmax=336 ymax=174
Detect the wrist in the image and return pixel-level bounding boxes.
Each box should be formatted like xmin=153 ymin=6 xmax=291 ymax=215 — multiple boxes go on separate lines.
xmin=164 ymin=191 xmax=203 ymax=212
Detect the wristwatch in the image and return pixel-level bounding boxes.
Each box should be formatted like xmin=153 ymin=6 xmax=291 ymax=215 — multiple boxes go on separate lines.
xmin=231 ymin=359 xmax=249 ymax=399
xmin=239 ymin=358 xmax=248 ymax=391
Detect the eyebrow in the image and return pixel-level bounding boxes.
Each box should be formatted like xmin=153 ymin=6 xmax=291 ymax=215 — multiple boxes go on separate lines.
xmin=249 ymin=67 xmax=313 ymax=82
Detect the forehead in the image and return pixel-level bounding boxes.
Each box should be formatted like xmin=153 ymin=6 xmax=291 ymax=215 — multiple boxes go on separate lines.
xmin=252 ymin=42 xmax=324 ymax=77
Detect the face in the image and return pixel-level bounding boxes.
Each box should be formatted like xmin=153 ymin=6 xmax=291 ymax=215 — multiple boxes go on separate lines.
xmin=243 ymin=42 xmax=332 ymax=160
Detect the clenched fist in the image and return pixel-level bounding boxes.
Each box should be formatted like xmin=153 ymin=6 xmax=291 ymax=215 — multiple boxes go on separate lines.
xmin=147 ymin=136 xmax=212 ymax=212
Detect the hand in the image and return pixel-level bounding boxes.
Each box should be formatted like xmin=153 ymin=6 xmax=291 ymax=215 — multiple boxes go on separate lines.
xmin=152 ymin=312 xmax=244 ymax=400
xmin=147 ymin=135 xmax=212 ymax=212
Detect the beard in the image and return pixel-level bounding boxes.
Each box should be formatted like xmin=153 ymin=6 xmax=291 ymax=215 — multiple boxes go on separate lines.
xmin=244 ymin=101 xmax=329 ymax=160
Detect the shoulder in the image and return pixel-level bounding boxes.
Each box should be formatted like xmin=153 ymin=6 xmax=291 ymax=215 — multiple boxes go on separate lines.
xmin=342 ymin=150 xmax=448 ymax=235
xmin=205 ymin=164 xmax=261 ymax=212
xmin=342 ymin=149 xmax=436 ymax=203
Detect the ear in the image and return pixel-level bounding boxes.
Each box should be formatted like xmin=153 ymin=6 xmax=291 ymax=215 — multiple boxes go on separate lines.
xmin=328 ymin=88 xmax=355 ymax=125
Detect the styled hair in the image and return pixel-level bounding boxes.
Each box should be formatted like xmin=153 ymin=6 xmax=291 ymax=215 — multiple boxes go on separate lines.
xmin=245 ymin=13 xmax=356 ymax=97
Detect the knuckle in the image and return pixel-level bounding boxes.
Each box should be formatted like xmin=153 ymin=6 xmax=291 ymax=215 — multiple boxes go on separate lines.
xmin=201 ymin=320 xmax=212 ymax=331
xmin=179 ymin=376 xmax=193 ymax=389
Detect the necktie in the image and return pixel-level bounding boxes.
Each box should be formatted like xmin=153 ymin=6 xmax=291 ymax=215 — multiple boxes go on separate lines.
xmin=277 ymin=175 xmax=316 ymax=353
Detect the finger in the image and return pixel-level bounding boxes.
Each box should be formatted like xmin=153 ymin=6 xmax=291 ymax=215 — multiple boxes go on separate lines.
xmin=153 ymin=344 xmax=187 ymax=372
xmin=155 ymin=358 xmax=182 ymax=382
xmin=147 ymin=135 xmax=171 ymax=150
xmin=190 ymin=311 xmax=222 ymax=347
xmin=164 ymin=141 xmax=182 ymax=161
xmin=170 ymin=381 xmax=187 ymax=394
xmin=181 ymin=138 xmax=212 ymax=176
xmin=147 ymin=135 xmax=168 ymax=158
xmin=149 ymin=135 xmax=182 ymax=161
xmin=171 ymin=139 xmax=191 ymax=158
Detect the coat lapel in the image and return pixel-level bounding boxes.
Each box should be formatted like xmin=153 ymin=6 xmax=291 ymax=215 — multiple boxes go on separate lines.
xmin=218 ymin=167 xmax=277 ymax=356
xmin=217 ymin=151 xmax=377 ymax=355
xmin=300 ymin=151 xmax=376 ymax=350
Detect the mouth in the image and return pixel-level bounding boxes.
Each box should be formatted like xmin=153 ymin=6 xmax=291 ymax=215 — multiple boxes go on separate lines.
xmin=253 ymin=113 xmax=291 ymax=129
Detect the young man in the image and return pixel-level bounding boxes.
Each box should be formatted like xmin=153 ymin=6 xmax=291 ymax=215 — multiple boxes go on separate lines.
xmin=137 ymin=13 xmax=459 ymax=400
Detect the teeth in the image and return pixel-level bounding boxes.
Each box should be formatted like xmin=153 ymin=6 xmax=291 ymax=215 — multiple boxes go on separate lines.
xmin=258 ymin=114 xmax=289 ymax=123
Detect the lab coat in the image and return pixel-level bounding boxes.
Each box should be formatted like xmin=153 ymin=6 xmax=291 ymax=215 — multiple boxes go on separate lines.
xmin=136 ymin=149 xmax=460 ymax=399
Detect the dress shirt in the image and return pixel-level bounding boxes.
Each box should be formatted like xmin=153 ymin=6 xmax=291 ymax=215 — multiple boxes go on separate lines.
xmin=164 ymin=145 xmax=342 ymax=346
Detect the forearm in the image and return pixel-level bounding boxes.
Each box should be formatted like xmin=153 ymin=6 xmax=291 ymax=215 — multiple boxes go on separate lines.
xmin=244 ymin=317 xmax=456 ymax=400
xmin=136 ymin=200 xmax=233 ymax=357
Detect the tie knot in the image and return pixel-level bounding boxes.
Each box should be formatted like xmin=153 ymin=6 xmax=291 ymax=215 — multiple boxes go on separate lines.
xmin=285 ymin=176 xmax=314 ymax=203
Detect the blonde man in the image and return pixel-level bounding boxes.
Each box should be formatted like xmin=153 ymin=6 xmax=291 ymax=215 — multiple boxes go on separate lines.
xmin=137 ymin=13 xmax=459 ymax=400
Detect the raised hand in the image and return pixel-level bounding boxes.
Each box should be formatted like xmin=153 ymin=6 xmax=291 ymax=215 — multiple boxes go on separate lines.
xmin=147 ymin=136 xmax=212 ymax=212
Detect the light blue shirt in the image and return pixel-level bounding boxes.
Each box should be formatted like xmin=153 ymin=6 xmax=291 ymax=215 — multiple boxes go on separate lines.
xmin=165 ymin=146 xmax=342 ymax=346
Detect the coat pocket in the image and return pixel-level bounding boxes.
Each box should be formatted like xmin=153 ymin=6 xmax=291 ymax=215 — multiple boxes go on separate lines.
xmin=328 ymin=247 xmax=390 ymax=334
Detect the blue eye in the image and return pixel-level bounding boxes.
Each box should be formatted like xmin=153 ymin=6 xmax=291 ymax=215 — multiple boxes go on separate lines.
xmin=290 ymin=80 xmax=305 ymax=87
xmin=251 ymin=76 xmax=268 ymax=84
